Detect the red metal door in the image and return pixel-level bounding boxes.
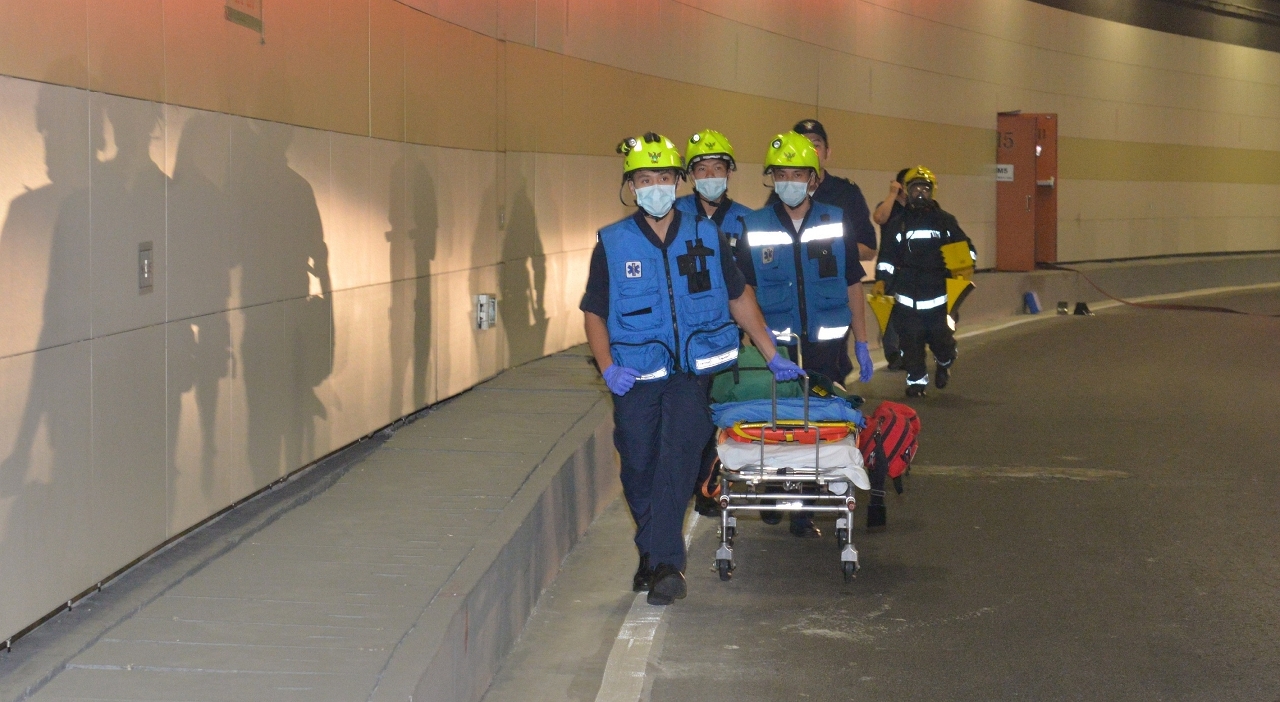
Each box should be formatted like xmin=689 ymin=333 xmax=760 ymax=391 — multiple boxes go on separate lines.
xmin=996 ymin=113 xmax=1036 ymax=271
xmin=1034 ymin=114 xmax=1058 ymax=264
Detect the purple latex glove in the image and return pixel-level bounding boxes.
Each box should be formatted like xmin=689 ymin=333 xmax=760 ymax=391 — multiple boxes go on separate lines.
xmin=602 ymin=364 xmax=641 ymax=396
xmin=854 ymin=341 xmax=874 ymax=383
xmin=766 ymin=352 xmax=805 ymax=382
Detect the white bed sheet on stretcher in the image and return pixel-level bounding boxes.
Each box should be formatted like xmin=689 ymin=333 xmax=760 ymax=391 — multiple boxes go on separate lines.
xmin=716 ymin=437 xmax=870 ymax=491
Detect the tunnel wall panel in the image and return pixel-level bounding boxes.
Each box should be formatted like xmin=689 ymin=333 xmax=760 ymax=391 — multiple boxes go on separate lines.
xmin=1 ymin=0 xmax=1280 ymax=642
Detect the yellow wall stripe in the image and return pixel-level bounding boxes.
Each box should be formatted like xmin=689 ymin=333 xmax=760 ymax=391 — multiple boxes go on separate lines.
xmin=1061 ymin=137 xmax=1280 ymax=184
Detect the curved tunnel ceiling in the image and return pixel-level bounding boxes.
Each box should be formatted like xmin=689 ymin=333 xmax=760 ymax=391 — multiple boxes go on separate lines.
xmin=1030 ymin=0 xmax=1280 ymax=52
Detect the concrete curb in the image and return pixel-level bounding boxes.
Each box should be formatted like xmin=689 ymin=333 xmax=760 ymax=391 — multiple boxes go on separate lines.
xmin=368 ymin=399 xmax=619 ymax=702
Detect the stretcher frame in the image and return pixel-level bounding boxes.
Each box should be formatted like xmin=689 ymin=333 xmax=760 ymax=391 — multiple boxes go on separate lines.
xmin=714 ymin=344 xmax=861 ymax=583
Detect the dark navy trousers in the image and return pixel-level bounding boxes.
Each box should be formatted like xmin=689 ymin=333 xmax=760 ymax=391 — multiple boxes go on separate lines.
xmin=613 ymin=372 xmax=714 ymax=572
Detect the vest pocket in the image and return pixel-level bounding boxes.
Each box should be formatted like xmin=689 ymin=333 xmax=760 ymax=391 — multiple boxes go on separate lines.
xmin=616 ymin=256 xmax=660 ymax=296
xmin=611 ymin=339 xmax=673 ymax=380
xmin=755 ymin=277 xmax=794 ymax=315
xmin=685 ymin=323 xmax=740 ymax=375
xmin=617 ymin=293 xmax=662 ymax=331
xmin=811 ymin=277 xmax=849 ymax=312
xmin=682 ymin=288 xmax=726 ymax=325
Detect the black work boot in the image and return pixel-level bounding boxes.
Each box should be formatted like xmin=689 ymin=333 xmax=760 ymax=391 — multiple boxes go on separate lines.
xmin=906 ymin=383 xmax=927 ymax=398
xmin=760 ymin=499 xmax=781 ymax=525
xmin=632 ymin=554 xmax=653 ymax=592
xmin=648 ymin=563 xmax=687 ymax=605
xmin=789 ymin=515 xmax=821 ymax=538
xmin=693 ymin=491 xmax=720 ymax=517
xmin=935 ymin=362 xmax=951 ymax=389
xmin=886 ymin=351 xmax=904 ymax=371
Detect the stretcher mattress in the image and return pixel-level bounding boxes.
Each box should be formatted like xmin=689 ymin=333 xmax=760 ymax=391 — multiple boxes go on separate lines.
xmin=716 ymin=435 xmax=870 ymax=492
xmin=710 ymin=398 xmax=863 ymax=428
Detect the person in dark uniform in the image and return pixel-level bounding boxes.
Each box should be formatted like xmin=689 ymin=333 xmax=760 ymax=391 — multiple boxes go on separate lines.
xmin=581 ymin=132 xmax=801 ymax=605
xmin=873 ymin=168 xmax=911 ymax=370
xmin=674 ymin=129 xmax=757 ymax=518
xmin=874 ymin=166 xmax=976 ymax=397
xmin=736 ymin=131 xmax=875 ymax=538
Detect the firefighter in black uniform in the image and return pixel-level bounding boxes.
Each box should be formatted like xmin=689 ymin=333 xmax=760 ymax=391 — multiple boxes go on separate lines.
xmin=874 ymin=166 xmax=975 ymax=397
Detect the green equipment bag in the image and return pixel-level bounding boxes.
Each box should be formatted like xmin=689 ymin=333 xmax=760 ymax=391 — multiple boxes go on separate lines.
xmin=709 ymin=345 xmax=863 ymax=409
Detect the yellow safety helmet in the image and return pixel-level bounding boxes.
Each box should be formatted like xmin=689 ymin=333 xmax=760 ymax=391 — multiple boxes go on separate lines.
xmin=903 ymin=165 xmax=938 ymax=195
xmin=764 ymin=131 xmax=820 ymax=174
xmin=618 ymin=132 xmax=684 ymax=179
xmin=685 ymin=129 xmax=736 ymax=170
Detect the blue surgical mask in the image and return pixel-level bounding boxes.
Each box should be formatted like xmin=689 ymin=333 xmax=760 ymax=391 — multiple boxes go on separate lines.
xmin=694 ymin=177 xmax=728 ymax=202
xmin=773 ymin=180 xmax=808 ymax=208
xmin=635 ymin=184 xmax=677 ymax=218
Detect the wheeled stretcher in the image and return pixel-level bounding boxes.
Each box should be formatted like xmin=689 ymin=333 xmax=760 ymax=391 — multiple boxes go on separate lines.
xmin=710 ymin=374 xmax=869 ymax=583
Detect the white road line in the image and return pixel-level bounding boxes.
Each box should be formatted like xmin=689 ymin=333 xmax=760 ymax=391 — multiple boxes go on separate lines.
xmin=954 ymin=281 xmax=1280 ymax=341
xmin=593 ymin=593 xmax=665 ymax=702
xmin=592 ymin=281 xmax=1280 ymax=702
xmin=594 ymin=511 xmax=701 ymax=702
xmin=684 ymin=513 xmax=699 ymax=550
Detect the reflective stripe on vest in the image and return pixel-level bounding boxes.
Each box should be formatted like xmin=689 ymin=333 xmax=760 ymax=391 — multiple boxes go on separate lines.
xmin=816 ymin=325 xmax=849 ymax=340
xmin=799 ymin=222 xmax=842 ymax=242
xmin=876 ymin=261 xmax=895 ymax=274
xmin=636 ymin=367 xmax=669 ymax=381
xmin=747 ymin=230 xmax=791 ymax=247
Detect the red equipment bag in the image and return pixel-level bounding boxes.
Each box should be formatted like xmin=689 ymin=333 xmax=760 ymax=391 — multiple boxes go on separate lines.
xmin=857 ymin=401 xmax=921 ymax=529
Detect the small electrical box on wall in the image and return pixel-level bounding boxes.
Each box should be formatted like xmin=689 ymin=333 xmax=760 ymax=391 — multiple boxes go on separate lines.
xmin=475 ymin=294 xmax=497 ymax=330
xmin=138 ymin=242 xmax=154 ymax=294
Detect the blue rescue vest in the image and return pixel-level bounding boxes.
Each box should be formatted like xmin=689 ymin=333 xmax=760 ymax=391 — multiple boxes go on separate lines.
xmin=601 ymin=212 xmax=739 ymax=380
xmin=738 ymin=201 xmax=852 ymax=343
xmin=675 ymin=194 xmax=752 ymax=246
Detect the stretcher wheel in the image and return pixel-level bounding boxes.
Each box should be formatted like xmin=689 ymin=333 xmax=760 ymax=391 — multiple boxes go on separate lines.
xmin=717 ymin=559 xmax=733 ymax=581
xmin=842 ymin=561 xmax=857 ymax=583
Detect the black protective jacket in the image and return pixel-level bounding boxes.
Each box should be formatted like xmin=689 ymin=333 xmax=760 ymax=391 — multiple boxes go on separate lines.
xmin=875 ymin=202 xmax=974 ymax=303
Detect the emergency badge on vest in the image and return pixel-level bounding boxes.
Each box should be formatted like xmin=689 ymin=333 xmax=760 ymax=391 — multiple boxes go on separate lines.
xmin=761 ymin=247 xmax=774 ymax=264
xmin=625 ymin=261 xmax=642 ymax=278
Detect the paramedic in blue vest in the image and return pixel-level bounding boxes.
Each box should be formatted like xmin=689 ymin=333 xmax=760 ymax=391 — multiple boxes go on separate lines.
xmin=675 ymin=129 xmax=755 ymax=517
xmin=874 ymin=165 xmax=976 ymax=397
xmin=580 ymin=133 xmax=802 ymax=606
xmin=736 ymin=131 xmax=875 ymax=539
xmin=675 ymin=129 xmax=753 ymax=245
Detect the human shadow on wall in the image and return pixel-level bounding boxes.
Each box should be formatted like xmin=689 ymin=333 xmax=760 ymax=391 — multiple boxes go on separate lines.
xmin=499 ymin=179 xmax=548 ymax=367
xmin=167 ymin=112 xmax=232 ymax=501
xmin=231 ymin=119 xmax=331 ymax=489
xmin=387 ymin=154 xmax=437 ymax=415
xmin=0 ymin=80 xmax=97 ymax=549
